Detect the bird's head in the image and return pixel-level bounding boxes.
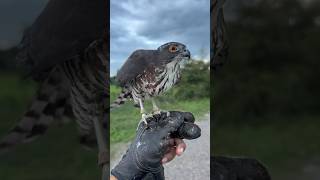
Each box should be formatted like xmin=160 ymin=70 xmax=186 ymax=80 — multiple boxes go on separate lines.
xmin=156 ymin=42 xmax=191 ymax=64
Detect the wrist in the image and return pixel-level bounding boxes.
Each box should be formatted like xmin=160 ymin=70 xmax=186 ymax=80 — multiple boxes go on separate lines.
xmin=111 ymin=144 xmax=163 ymax=180
xmin=111 ymin=148 xmax=148 ymax=180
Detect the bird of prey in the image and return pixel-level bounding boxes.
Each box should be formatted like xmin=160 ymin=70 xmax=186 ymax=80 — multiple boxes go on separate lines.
xmin=111 ymin=42 xmax=191 ymax=123
xmin=0 ymin=0 xmax=109 ymax=171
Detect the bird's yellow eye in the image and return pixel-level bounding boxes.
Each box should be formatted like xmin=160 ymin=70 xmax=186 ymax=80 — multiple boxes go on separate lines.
xmin=169 ymin=45 xmax=178 ymax=53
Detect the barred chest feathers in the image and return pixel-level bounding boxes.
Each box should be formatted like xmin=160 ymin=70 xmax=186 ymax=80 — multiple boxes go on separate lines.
xmin=130 ymin=60 xmax=182 ymax=102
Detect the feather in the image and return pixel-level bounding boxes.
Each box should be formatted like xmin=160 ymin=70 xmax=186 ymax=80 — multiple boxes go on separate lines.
xmin=116 ymin=50 xmax=162 ymax=87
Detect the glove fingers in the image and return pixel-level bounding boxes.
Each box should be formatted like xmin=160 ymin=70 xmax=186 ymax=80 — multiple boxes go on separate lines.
xmin=168 ymin=111 xmax=195 ymax=123
xmin=181 ymin=112 xmax=195 ymax=123
xmin=158 ymin=115 xmax=184 ymax=138
xmin=178 ymin=122 xmax=201 ymax=139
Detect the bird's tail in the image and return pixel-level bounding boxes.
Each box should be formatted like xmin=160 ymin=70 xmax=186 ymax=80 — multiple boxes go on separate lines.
xmin=110 ymin=88 xmax=132 ymax=110
xmin=0 ymin=68 xmax=72 ymax=154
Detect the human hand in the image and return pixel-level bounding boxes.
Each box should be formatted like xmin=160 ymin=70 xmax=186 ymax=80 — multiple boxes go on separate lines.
xmin=161 ymin=111 xmax=200 ymax=164
xmin=161 ymin=138 xmax=186 ymax=164
xmin=111 ymin=111 xmax=201 ymax=180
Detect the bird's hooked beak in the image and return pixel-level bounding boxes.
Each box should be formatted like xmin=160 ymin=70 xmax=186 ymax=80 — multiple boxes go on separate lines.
xmin=182 ymin=49 xmax=191 ymax=59
xmin=178 ymin=49 xmax=191 ymax=68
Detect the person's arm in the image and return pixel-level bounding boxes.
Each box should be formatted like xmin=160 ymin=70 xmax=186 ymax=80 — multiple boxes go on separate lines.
xmin=110 ymin=138 xmax=186 ymax=180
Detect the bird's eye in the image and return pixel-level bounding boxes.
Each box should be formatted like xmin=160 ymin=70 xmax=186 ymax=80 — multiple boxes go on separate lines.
xmin=169 ymin=45 xmax=178 ymax=53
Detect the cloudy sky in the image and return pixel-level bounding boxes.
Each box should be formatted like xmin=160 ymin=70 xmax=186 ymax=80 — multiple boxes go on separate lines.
xmin=0 ymin=0 xmax=210 ymax=76
xmin=0 ymin=0 xmax=49 ymax=49
xmin=110 ymin=0 xmax=210 ymax=76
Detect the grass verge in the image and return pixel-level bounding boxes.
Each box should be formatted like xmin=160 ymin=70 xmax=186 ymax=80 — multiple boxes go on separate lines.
xmin=110 ymin=85 xmax=209 ymax=144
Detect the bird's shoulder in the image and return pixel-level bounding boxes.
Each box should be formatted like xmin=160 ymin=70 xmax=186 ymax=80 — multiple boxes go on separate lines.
xmin=116 ymin=49 xmax=160 ymax=86
xmin=128 ymin=49 xmax=156 ymax=60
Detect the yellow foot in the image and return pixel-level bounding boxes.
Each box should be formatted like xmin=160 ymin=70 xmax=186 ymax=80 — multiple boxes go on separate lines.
xmin=152 ymin=109 xmax=170 ymax=117
xmin=152 ymin=109 xmax=162 ymax=115
xmin=138 ymin=113 xmax=153 ymax=127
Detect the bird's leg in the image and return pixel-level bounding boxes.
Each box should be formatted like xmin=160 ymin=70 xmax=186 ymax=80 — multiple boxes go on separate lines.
xmin=151 ymin=99 xmax=170 ymax=117
xmin=139 ymin=98 xmax=149 ymax=125
xmin=151 ymin=98 xmax=161 ymax=114
xmin=139 ymin=98 xmax=146 ymax=114
xmin=92 ymin=114 xmax=109 ymax=180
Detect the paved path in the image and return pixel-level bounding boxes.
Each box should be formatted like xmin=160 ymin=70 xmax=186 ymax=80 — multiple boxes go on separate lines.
xmin=164 ymin=113 xmax=210 ymax=180
xmin=110 ymin=113 xmax=210 ymax=180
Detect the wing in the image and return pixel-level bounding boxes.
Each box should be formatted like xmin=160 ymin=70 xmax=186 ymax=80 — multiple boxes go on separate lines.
xmin=116 ymin=50 xmax=159 ymax=87
xmin=17 ymin=0 xmax=105 ymax=80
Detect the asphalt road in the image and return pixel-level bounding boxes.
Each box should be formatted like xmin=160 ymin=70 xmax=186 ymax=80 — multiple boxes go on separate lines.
xmin=110 ymin=113 xmax=211 ymax=180
xmin=164 ymin=113 xmax=210 ymax=180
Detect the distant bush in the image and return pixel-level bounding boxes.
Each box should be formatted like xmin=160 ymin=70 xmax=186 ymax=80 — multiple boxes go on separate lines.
xmin=214 ymin=0 xmax=320 ymax=124
xmin=164 ymin=60 xmax=210 ymax=100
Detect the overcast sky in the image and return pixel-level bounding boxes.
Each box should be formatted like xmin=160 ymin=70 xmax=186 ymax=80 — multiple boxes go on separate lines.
xmin=0 ymin=0 xmax=48 ymax=49
xmin=0 ymin=0 xmax=210 ymax=76
xmin=110 ymin=0 xmax=210 ymax=76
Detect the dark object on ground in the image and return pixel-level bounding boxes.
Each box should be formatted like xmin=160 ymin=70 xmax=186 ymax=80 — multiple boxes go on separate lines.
xmin=111 ymin=111 xmax=201 ymax=180
xmin=211 ymin=156 xmax=271 ymax=180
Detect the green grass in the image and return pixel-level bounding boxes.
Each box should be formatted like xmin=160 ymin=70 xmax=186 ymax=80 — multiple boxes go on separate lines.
xmin=0 ymin=73 xmax=100 ymax=180
xmin=0 ymin=73 xmax=209 ymax=179
xmin=213 ymin=117 xmax=320 ymax=180
xmin=110 ymin=85 xmax=210 ymax=144
xmin=1 ymin=73 xmax=320 ymax=180
xmin=0 ymin=123 xmax=100 ymax=180
xmin=0 ymin=73 xmax=36 ymax=133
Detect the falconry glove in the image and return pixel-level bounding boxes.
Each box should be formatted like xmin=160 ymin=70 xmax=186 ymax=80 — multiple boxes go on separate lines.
xmin=111 ymin=111 xmax=201 ymax=180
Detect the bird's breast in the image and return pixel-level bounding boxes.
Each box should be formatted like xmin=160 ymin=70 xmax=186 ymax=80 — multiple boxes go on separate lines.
xmin=134 ymin=61 xmax=181 ymax=98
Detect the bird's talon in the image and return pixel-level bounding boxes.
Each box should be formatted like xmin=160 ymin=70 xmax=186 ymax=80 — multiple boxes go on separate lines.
xmin=152 ymin=109 xmax=162 ymax=115
xmin=143 ymin=118 xmax=148 ymax=125
xmin=152 ymin=109 xmax=169 ymax=116
xmin=140 ymin=113 xmax=154 ymax=125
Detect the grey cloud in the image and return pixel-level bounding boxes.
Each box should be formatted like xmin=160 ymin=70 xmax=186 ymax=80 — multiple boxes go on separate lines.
xmin=0 ymin=0 xmax=49 ymax=49
xmin=0 ymin=0 xmax=209 ymax=75
xmin=110 ymin=0 xmax=210 ymax=76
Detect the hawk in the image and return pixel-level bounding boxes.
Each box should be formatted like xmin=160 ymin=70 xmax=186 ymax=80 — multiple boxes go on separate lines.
xmin=111 ymin=42 xmax=191 ymax=122
xmin=0 ymin=0 xmax=109 ymax=174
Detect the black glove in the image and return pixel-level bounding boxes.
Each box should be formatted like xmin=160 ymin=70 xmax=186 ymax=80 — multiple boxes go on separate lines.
xmin=111 ymin=111 xmax=201 ymax=180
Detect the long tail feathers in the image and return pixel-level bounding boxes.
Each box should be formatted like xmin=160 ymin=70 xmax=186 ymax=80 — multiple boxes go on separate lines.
xmin=110 ymin=88 xmax=131 ymax=110
xmin=0 ymin=68 xmax=71 ymax=154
